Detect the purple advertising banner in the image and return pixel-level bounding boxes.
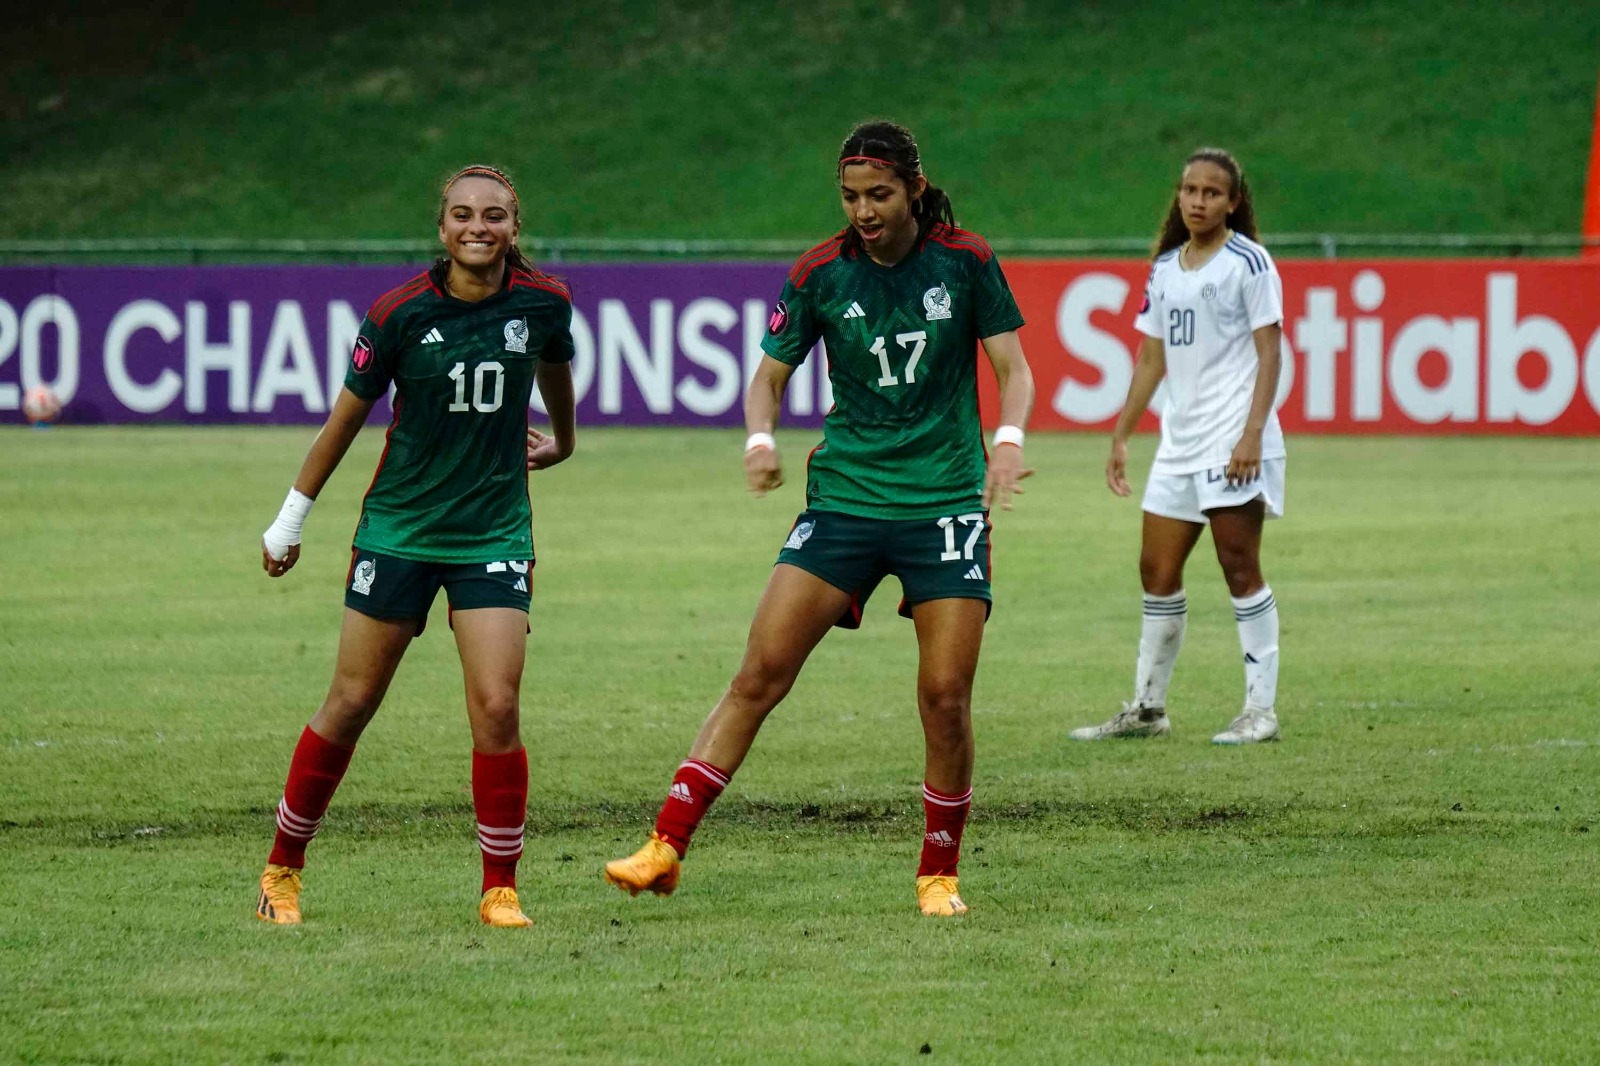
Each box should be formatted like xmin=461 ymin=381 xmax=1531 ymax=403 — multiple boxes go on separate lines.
xmin=0 ymin=264 xmax=838 ymax=426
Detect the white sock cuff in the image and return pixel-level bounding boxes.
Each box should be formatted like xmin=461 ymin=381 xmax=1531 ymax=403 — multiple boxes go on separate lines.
xmin=1142 ymin=590 xmax=1187 ymax=616
xmin=1232 ymin=586 xmax=1276 ymax=620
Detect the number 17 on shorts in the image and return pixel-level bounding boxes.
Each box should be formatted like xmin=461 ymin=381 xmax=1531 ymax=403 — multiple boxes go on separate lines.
xmin=910 ymin=511 xmax=991 ymax=607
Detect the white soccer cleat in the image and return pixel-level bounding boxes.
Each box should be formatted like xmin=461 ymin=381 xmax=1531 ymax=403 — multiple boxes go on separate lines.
xmin=1212 ymin=707 xmax=1279 ymax=745
xmin=1069 ymin=702 xmax=1172 ymax=741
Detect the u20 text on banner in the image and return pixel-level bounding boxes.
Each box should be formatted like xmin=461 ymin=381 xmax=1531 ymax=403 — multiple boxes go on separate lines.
xmin=2 ymin=260 xmax=1597 ymax=434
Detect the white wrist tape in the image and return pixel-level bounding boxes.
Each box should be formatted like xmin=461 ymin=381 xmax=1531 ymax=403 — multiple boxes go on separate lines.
xmin=992 ymin=424 xmax=1025 ymax=449
xmin=745 ymin=432 xmax=776 ymax=453
xmin=262 ymin=488 xmax=315 ymax=561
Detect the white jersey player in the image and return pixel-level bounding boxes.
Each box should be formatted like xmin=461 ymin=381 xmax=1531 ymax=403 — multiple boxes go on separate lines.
xmin=1071 ymin=147 xmax=1286 ymax=746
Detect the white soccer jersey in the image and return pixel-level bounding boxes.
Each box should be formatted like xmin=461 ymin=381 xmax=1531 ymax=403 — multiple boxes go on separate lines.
xmin=1133 ymin=233 xmax=1286 ymax=475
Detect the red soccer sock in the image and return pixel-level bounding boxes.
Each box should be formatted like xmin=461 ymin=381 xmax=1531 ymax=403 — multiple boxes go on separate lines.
xmin=473 ymin=747 xmax=528 ymax=893
xmin=652 ymin=758 xmax=730 ymax=856
xmin=268 ymin=725 xmax=356 ymax=869
xmin=918 ymin=782 xmax=973 ymax=877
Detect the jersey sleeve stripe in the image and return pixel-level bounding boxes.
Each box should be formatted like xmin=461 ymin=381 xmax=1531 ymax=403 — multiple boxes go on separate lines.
xmin=926 ymin=223 xmax=995 ymax=262
xmin=1226 ymin=238 xmax=1267 ymax=274
xmin=788 ymin=235 xmax=846 ymax=286
xmin=1223 ymin=242 xmax=1264 ymax=275
xmin=369 ymin=274 xmax=432 ymax=326
xmin=510 ymin=270 xmax=572 ymax=302
xmin=1238 ymin=238 xmax=1268 ymax=271
xmin=369 ymin=274 xmax=429 ymax=319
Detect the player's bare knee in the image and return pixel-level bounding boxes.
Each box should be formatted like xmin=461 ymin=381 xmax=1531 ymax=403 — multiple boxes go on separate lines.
xmin=1140 ymin=556 xmax=1183 ymax=596
xmin=726 ymin=665 xmax=791 ymax=715
xmin=1223 ymin=567 xmax=1265 ymax=598
xmin=1215 ymin=550 xmax=1263 ymax=597
xmin=322 ymin=680 xmax=383 ymax=723
xmin=470 ymin=688 xmax=519 ymax=725
xmin=730 ymin=649 xmax=801 ymax=711
xmin=918 ymin=683 xmax=971 ymax=729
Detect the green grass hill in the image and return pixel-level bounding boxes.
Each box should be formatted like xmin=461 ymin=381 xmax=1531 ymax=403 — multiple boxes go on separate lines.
xmin=3 ymin=1 xmax=1597 ymax=244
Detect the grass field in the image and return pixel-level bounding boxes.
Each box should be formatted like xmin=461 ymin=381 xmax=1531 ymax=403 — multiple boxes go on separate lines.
xmin=4 ymin=2 xmax=1599 ymax=242
xmin=2 ymin=427 xmax=1599 ymax=1063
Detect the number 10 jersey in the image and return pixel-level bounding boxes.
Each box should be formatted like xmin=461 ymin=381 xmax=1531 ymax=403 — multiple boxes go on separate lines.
xmin=343 ymin=262 xmax=575 ymax=563
xmin=761 ymin=223 xmax=1025 ymax=520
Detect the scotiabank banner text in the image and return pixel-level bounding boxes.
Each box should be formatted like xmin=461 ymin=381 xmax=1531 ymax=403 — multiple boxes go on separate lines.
xmin=2 ymin=261 xmax=1598 ymax=433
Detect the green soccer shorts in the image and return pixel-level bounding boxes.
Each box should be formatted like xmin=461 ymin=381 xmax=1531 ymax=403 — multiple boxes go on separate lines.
xmin=343 ymin=548 xmax=533 ymax=634
xmin=774 ymin=509 xmax=992 ymax=629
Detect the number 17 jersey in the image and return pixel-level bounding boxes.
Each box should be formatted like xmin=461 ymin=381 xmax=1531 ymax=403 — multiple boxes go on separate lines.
xmin=761 ymin=223 xmax=1025 ymax=520
xmin=343 ymin=262 xmax=575 ymax=563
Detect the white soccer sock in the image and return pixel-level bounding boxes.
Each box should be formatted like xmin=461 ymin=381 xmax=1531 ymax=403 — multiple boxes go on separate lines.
xmin=1134 ymin=591 xmax=1187 ymax=711
xmin=1232 ymin=586 xmax=1279 ymax=712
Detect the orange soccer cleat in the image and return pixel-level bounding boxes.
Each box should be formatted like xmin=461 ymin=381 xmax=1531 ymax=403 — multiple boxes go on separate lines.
xmin=915 ymin=875 xmax=969 ymax=917
xmin=603 ymin=832 xmax=682 ymax=897
xmin=256 ymin=864 xmax=304 ymax=925
xmin=479 ymin=886 xmax=533 ymax=928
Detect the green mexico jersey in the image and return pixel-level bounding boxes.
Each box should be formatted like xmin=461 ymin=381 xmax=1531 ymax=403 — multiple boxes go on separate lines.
xmin=761 ymin=223 xmax=1025 ymax=519
xmin=343 ymin=263 xmax=574 ymax=563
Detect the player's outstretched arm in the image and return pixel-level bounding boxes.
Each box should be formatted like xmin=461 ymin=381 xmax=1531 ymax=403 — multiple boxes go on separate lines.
xmin=1107 ymin=335 xmax=1166 ymax=497
xmin=261 ymin=387 xmax=377 ymax=576
xmin=528 ymin=361 xmax=577 ymax=471
xmin=979 ymin=330 xmax=1036 ymax=512
xmin=743 ymin=355 xmax=796 ymax=497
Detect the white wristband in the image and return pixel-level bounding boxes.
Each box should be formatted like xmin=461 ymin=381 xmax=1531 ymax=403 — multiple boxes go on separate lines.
xmin=992 ymin=424 xmax=1025 ymax=449
xmin=262 ymin=488 xmax=315 ymax=561
xmin=745 ymin=432 xmax=776 ymax=453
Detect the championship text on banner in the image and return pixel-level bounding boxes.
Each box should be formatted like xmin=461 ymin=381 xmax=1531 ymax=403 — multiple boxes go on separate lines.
xmin=3 ymin=260 xmax=1598 ymax=433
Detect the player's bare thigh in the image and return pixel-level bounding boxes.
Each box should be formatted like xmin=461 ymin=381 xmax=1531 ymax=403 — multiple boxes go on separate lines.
xmin=909 ymin=597 xmax=987 ymax=792
xmin=1140 ymin=512 xmax=1205 ymax=596
xmin=1206 ymin=497 xmax=1266 ymax=597
xmin=453 ymin=607 xmax=530 ymax=754
xmin=686 ymin=564 xmax=852 ymax=772
xmin=309 ymin=608 xmax=419 ymax=745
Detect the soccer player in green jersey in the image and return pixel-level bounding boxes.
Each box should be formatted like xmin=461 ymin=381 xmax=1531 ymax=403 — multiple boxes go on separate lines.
xmin=253 ymin=165 xmax=577 ymax=929
xmin=607 ymin=122 xmax=1036 ymax=917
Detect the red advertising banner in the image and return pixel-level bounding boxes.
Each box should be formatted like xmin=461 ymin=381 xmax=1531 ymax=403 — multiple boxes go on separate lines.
xmin=4 ymin=259 xmax=1597 ymax=433
xmin=994 ymin=259 xmax=1600 ymax=435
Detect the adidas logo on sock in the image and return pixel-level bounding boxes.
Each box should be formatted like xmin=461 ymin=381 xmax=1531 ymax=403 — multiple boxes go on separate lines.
xmin=842 ymin=301 xmax=865 ymax=319
xmin=925 ymin=830 xmax=956 ymax=846
xmin=963 ymin=565 xmax=984 ymax=580
xmin=421 ymin=328 xmax=444 ymax=344
xmin=669 ymin=782 xmax=693 ymax=804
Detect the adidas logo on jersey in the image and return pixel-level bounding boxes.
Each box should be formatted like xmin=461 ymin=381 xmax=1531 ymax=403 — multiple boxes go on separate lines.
xmin=420 ymin=328 xmax=444 ymax=344
xmin=925 ymin=830 xmax=956 ymax=846
xmin=669 ymin=782 xmax=694 ymax=804
xmin=842 ymin=301 xmax=865 ymax=319
xmin=964 ymin=565 xmax=984 ymax=581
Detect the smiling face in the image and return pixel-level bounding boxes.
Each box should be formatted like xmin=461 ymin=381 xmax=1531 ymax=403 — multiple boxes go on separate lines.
xmin=839 ymin=162 xmax=926 ymax=253
xmin=1177 ymin=160 xmax=1239 ymax=241
xmin=437 ymin=176 xmax=519 ymax=270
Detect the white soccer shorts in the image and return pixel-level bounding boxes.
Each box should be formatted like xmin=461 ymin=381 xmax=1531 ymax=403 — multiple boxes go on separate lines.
xmin=1141 ymin=458 xmax=1285 ymax=524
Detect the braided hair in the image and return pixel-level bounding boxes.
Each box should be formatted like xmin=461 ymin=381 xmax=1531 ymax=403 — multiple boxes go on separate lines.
xmin=1153 ymin=147 xmax=1260 ymax=258
xmin=836 ymin=121 xmax=955 ymax=253
xmin=435 ymin=164 xmax=540 ymax=276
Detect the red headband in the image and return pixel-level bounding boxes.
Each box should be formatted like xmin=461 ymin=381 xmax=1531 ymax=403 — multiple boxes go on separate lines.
xmin=449 ymin=167 xmax=520 ymax=212
xmin=839 ymin=154 xmax=910 ymax=173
